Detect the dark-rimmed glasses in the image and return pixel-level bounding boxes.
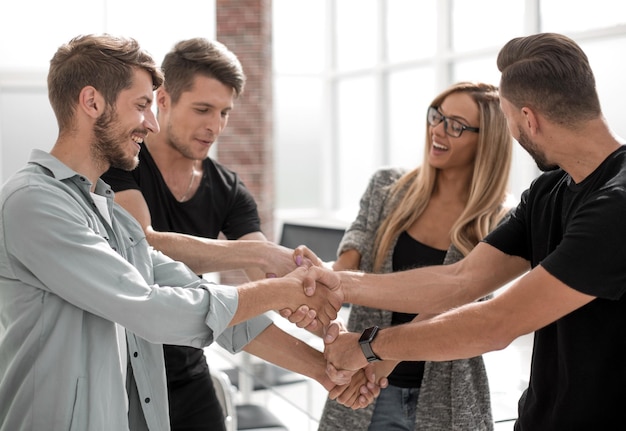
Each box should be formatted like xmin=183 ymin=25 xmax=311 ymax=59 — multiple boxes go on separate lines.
xmin=427 ymin=106 xmax=480 ymax=138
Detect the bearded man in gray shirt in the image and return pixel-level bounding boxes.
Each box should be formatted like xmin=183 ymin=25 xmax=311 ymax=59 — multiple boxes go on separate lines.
xmin=0 ymin=34 xmax=358 ymax=431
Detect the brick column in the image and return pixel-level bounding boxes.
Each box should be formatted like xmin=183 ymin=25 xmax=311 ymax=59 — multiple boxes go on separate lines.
xmin=216 ymin=0 xmax=274 ymax=285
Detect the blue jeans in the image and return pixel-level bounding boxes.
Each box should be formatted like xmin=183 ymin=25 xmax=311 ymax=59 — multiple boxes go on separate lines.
xmin=368 ymin=384 xmax=420 ymax=431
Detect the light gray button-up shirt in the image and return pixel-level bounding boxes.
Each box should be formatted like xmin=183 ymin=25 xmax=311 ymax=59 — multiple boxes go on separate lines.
xmin=0 ymin=150 xmax=271 ymax=431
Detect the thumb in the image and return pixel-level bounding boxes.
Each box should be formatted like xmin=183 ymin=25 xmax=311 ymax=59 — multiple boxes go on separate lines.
xmin=324 ymin=320 xmax=341 ymax=344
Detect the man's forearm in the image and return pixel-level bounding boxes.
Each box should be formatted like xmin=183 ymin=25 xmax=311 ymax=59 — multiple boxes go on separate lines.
xmin=340 ymin=268 xmax=469 ymax=315
xmin=243 ymin=324 xmax=333 ymax=390
xmin=372 ymin=304 xmax=501 ymax=362
xmin=325 ymin=299 xmax=512 ymax=372
xmin=339 ymin=243 xmax=528 ymax=315
xmin=147 ymin=230 xmax=270 ymax=274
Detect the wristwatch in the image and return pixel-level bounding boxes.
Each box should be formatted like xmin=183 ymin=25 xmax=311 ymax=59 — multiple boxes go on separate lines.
xmin=359 ymin=326 xmax=381 ymax=362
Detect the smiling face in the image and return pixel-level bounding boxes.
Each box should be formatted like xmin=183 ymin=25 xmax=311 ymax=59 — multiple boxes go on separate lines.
xmin=92 ymin=68 xmax=159 ymax=171
xmin=159 ymin=74 xmax=235 ymax=161
xmin=428 ymin=92 xmax=480 ymax=173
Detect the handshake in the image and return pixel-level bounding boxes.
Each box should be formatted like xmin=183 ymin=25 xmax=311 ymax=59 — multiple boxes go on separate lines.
xmin=276 ymin=263 xmax=391 ymax=410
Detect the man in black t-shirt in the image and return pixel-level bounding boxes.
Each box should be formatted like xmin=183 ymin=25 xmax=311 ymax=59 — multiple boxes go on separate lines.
xmin=296 ymin=33 xmax=626 ymax=430
xmin=103 ymin=38 xmax=378 ymax=430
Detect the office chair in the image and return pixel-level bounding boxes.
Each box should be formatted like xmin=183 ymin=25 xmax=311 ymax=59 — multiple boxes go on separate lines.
xmin=211 ymin=368 xmax=289 ymax=431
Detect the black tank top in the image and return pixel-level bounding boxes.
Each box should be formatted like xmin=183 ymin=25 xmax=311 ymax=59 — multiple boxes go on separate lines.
xmin=387 ymin=230 xmax=446 ymax=388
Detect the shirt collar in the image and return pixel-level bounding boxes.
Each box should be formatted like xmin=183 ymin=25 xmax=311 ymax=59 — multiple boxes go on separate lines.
xmin=28 ymin=149 xmax=80 ymax=181
xmin=27 ymin=149 xmax=114 ymax=197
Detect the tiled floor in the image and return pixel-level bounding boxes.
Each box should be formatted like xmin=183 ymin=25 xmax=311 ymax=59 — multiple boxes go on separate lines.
xmin=206 ymin=311 xmax=534 ymax=431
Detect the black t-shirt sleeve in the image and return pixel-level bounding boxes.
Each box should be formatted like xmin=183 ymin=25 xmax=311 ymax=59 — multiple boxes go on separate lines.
xmin=218 ymin=172 xmax=261 ymax=240
xmin=541 ymin=188 xmax=626 ymax=300
xmin=101 ymin=167 xmax=140 ymax=192
xmin=483 ymin=188 xmax=531 ymax=260
xmin=486 ymin=183 xmax=626 ymax=300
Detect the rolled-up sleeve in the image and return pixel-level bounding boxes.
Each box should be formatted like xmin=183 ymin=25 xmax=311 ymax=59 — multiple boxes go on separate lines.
xmin=216 ymin=313 xmax=273 ymax=353
xmin=202 ymin=283 xmax=240 ymax=340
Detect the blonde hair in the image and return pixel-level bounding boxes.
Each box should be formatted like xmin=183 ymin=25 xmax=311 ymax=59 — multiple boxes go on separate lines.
xmin=372 ymin=82 xmax=512 ymax=272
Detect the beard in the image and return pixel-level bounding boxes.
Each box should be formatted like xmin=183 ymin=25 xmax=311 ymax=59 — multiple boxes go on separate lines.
xmin=92 ymin=106 xmax=142 ymax=171
xmin=517 ymin=127 xmax=558 ymax=172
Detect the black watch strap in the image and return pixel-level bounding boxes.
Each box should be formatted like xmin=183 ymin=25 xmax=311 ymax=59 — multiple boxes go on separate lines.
xmin=359 ymin=326 xmax=381 ymax=362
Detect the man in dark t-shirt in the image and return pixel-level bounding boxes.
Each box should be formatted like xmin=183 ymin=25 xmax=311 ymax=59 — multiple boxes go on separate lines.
xmin=304 ymin=33 xmax=626 ymax=430
xmin=102 ymin=38 xmax=378 ymax=431
xmin=104 ymin=143 xmax=267 ymax=429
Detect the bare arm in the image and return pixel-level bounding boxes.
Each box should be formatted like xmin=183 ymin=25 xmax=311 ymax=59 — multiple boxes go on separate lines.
xmin=114 ymin=189 xmax=298 ymax=277
xmin=324 ymin=264 xmax=595 ymax=371
xmin=229 ymin=267 xmax=343 ymax=328
xmin=242 ymin=323 xmax=338 ymax=390
xmin=242 ymin=323 xmax=380 ymax=408
xmin=341 ymin=242 xmax=529 ymax=314
xmin=332 ymin=248 xmax=361 ymax=271
xmin=289 ymin=242 xmax=527 ymax=329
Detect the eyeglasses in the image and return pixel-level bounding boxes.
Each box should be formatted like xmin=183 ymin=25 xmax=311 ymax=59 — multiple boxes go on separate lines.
xmin=427 ymin=106 xmax=480 ymax=138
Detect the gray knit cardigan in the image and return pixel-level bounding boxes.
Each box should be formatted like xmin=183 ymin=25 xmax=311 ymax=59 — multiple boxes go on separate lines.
xmin=318 ymin=167 xmax=494 ymax=431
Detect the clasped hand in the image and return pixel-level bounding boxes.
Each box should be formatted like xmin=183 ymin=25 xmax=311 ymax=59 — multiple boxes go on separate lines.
xmin=282 ymin=262 xmax=389 ymax=408
xmin=280 ymin=265 xmax=343 ymax=328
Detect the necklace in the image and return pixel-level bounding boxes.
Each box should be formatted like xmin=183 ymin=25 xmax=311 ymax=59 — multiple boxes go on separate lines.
xmin=179 ymin=162 xmax=198 ymax=202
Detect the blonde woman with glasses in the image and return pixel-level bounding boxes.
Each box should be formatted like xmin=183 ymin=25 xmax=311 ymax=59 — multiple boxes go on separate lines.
xmin=317 ymin=81 xmax=513 ymax=431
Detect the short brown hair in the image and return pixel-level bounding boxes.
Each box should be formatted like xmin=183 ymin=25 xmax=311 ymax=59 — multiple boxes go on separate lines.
xmin=48 ymin=34 xmax=163 ymax=131
xmin=497 ymin=32 xmax=601 ymax=125
xmin=161 ymin=38 xmax=245 ymax=104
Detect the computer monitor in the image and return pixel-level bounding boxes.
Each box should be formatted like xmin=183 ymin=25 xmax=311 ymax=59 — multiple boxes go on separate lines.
xmin=278 ymin=222 xmax=346 ymax=262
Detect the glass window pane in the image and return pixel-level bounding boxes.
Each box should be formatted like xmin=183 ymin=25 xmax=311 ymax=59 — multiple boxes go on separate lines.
xmin=273 ymin=0 xmax=326 ymax=74
xmin=336 ymin=76 xmax=376 ymax=211
xmin=0 ymin=0 xmax=106 ymax=71
xmin=0 ymin=90 xmax=56 ymax=181
xmin=335 ymin=0 xmax=378 ymax=71
xmin=386 ymin=0 xmax=436 ymax=63
xmin=274 ymin=77 xmax=324 ymax=209
xmin=541 ymin=0 xmax=626 ymax=33
xmin=0 ymin=0 xmax=216 ymax=72
xmin=452 ymin=0 xmax=524 ymax=52
xmin=388 ymin=67 xmax=436 ymax=168
xmin=106 ymin=0 xmax=216 ymax=66
xmin=452 ymin=56 xmax=501 ymax=86
xmin=581 ymin=36 xmax=626 ymax=139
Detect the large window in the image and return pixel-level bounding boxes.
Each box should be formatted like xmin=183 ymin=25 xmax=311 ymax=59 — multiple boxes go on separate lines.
xmin=0 ymin=0 xmax=216 ymax=181
xmin=2 ymin=1 xmax=626 ymax=227
xmin=273 ymin=0 xmax=626 ymax=225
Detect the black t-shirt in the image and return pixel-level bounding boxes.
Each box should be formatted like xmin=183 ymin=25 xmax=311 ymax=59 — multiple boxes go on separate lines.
xmin=484 ymin=145 xmax=626 ymax=430
xmin=102 ymin=142 xmax=261 ymax=383
xmin=388 ymin=231 xmax=446 ymax=388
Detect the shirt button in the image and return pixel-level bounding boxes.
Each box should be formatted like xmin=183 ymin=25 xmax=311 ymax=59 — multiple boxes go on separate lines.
xmin=144 ymin=398 xmax=151 ymax=403
xmin=133 ymin=352 xmax=138 ymax=357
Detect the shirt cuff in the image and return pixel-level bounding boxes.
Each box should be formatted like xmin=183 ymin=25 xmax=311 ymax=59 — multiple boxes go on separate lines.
xmin=203 ymin=283 xmax=239 ymax=338
xmin=216 ymin=313 xmax=273 ymax=353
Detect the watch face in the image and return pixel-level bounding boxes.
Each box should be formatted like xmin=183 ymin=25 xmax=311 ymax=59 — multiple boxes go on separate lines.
xmin=359 ymin=326 xmax=381 ymax=362
xmin=360 ymin=326 xmax=377 ymax=342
